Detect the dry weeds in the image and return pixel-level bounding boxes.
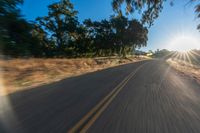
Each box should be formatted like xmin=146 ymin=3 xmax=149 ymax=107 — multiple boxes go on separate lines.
xmin=0 ymin=56 xmax=148 ymax=95
xmin=167 ymin=58 xmax=200 ymax=83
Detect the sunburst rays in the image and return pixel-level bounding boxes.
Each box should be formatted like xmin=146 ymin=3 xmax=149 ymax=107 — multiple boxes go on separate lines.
xmin=167 ymin=50 xmax=200 ymax=67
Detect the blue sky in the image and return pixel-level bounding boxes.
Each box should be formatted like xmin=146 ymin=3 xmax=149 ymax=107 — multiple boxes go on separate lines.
xmin=20 ymin=0 xmax=200 ymax=51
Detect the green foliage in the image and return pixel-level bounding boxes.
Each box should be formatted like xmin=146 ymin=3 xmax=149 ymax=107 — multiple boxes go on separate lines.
xmin=112 ymin=0 xmax=166 ymax=26
xmin=35 ymin=0 xmax=79 ymax=56
xmin=2 ymin=0 xmax=200 ymax=57
xmin=193 ymin=0 xmax=200 ymax=30
xmin=112 ymin=0 xmax=200 ymax=30
xmin=0 ymin=0 xmax=149 ymax=57
xmin=110 ymin=15 xmax=148 ymax=56
xmin=153 ymin=49 xmax=172 ymax=58
xmin=0 ymin=0 xmax=44 ymax=57
xmin=82 ymin=15 xmax=148 ymax=57
xmin=32 ymin=0 xmax=148 ymax=57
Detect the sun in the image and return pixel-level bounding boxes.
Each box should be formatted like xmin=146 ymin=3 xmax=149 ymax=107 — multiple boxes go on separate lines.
xmin=168 ymin=35 xmax=200 ymax=52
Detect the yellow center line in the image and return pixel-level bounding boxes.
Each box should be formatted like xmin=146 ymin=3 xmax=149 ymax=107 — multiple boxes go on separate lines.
xmin=68 ymin=62 xmax=148 ymax=133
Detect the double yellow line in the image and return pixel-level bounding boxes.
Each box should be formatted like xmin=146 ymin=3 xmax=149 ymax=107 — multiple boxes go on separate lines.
xmin=68 ymin=62 xmax=147 ymax=133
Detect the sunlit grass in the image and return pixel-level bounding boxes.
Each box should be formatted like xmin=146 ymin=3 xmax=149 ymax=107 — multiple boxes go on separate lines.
xmin=172 ymin=50 xmax=200 ymax=65
xmin=0 ymin=56 xmax=148 ymax=95
xmin=167 ymin=49 xmax=200 ymax=83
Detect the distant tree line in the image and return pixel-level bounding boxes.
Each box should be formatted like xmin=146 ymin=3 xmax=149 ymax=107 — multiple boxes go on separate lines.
xmin=0 ymin=0 xmax=148 ymax=57
xmin=153 ymin=49 xmax=172 ymax=58
xmin=2 ymin=0 xmax=199 ymax=57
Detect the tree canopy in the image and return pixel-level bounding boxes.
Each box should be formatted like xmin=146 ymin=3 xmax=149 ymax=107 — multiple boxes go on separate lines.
xmin=0 ymin=0 xmax=43 ymax=56
xmin=112 ymin=0 xmax=166 ymax=26
xmin=0 ymin=0 xmax=149 ymax=57
xmin=33 ymin=0 xmax=148 ymax=57
xmin=193 ymin=0 xmax=200 ymax=31
xmin=112 ymin=0 xmax=200 ymax=30
xmin=35 ymin=0 xmax=79 ymax=56
xmin=1 ymin=0 xmax=200 ymax=57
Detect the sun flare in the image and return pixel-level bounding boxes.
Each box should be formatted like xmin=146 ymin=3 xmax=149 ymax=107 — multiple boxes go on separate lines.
xmin=168 ymin=35 xmax=200 ymax=52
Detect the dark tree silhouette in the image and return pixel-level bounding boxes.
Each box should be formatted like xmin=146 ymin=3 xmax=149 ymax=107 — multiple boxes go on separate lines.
xmin=112 ymin=0 xmax=166 ymax=26
xmin=193 ymin=0 xmax=200 ymax=30
xmin=82 ymin=15 xmax=148 ymax=57
xmin=0 ymin=0 xmax=149 ymax=57
xmin=112 ymin=0 xmax=200 ymax=31
xmin=0 ymin=0 xmax=43 ymax=56
xmin=36 ymin=0 xmax=79 ymax=56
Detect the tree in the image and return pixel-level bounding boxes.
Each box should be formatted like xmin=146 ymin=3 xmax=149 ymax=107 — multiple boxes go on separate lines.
xmin=193 ymin=0 xmax=200 ymax=30
xmin=31 ymin=24 xmax=57 ymax=57
xmin=153 ymin=49 xmax=172 ymax=58
xmin=36 ymin=0 xmax=79 ymax=56
xmin=0 ymin=0 xmax=42 ymax=57
xmin=112 ymin=0 xmax=200 ymax=31
xmin=112 ymin=0 xmax=166 ymax=26
xmin=123 ymin=19 xmax=148 ymax=57
xmin=82 ymin=15 xmax=148 ymax=57
xmin=0 ymin=0 xmax=23 ymax=54
xmin=110 ymin=15 xmax=148 ymax=56
xmin=83 ymin=19 xmax=114 ymax=56
xmin=0 ymin=0 xmax=149 ymax=57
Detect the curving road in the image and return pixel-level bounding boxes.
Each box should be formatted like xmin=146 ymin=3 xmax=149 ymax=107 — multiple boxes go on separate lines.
xmin=0 ymin=60 xmax=200 ymax=133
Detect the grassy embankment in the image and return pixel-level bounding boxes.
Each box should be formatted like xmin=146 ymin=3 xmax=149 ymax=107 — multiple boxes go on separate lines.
xmin=0 ymin=56 xmax=149 ymax=95
xmin=167 ymin=51 xmax=200 ymax=83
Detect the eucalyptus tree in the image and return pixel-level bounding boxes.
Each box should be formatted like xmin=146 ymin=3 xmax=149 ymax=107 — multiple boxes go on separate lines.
xmin=193 ymin=0 xmax=200 ymax=30
xmin=112 ymin=0 xmax=200 ymax=31
xmin=112 ymin=0 xmax=166 ymax=26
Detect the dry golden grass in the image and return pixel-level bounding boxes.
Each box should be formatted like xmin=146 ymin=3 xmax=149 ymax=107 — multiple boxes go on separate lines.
xmin=0 ymin=56 xmax=148 ymax=95
xmin=167 ymin=58 xmax=200 ymax=83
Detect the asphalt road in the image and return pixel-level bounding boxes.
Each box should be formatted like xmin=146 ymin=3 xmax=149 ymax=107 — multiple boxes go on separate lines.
xmin=0 ymin=59 xmax=200 ymax=133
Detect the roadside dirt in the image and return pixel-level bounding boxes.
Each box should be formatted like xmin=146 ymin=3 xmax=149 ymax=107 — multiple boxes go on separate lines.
xmin=0 ymin=56 xmax=149 ymax=95
xmin=167 ymin=58 xmax=200 ymax=84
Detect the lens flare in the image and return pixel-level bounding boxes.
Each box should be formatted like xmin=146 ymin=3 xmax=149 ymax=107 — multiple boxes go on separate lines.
xmin=0 ymin=59 xmax=19 ymax=132
xmin=167 ymin=35 xmax=200 ymax=52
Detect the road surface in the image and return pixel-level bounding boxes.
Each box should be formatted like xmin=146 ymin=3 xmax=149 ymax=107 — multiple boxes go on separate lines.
xmin=0 ymin=60 xmax=200 ymax=133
